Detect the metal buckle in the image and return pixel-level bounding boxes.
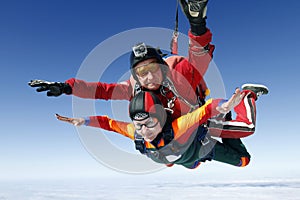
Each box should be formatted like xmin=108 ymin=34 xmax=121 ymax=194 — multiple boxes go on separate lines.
xmin=201 ymin=136 xmax=210 ymax=146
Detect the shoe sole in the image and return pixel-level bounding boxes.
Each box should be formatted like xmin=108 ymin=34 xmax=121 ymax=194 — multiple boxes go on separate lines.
xmin=241 ymin=83 xmax=269 ymax=95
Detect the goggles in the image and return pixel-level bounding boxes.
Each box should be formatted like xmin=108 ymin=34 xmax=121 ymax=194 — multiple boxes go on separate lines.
xmin=134 ymin=117 xmax=159 ymax=130
xmin=135 ymin=62 xmax=160 ymax=77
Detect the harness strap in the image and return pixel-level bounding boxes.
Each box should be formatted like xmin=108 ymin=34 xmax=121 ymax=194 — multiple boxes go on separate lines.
xmin=134 ymin=78 xmax=205 ymax=113
xmin=170 ymin=0 xmax=179 ymax=55
xmin=133 ymin=83 xmax=142 ymax=96
xmin=195 ymin=84 xmax=206 ymax=107
xmin=162 ymin=78 xmax=200 ymax=112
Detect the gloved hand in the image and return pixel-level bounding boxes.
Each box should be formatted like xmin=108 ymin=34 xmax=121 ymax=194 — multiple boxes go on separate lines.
xmin=179 ymin=0 xmax=208 ymax=35
xmin=28 ymin=79 xmax=72 ymax=97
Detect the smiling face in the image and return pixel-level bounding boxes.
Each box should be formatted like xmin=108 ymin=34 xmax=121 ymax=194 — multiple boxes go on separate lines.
xmin=132 ymin=117 xmax=162 ymax=142
xmin=134 ymin=58 xmax=163 ymax=90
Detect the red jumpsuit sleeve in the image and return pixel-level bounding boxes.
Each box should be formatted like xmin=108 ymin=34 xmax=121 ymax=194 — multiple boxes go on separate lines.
xmin=188 ymin=29 xmax=215 ymax=78
xmin=65 ymin=78 xmax=133 ymax=100
xmin=88 ymin=116 xmax=135 ymax=140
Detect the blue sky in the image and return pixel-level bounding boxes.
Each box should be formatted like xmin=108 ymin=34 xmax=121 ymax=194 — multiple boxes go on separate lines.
xmin=1 ymin=0 xmax=300 ymax=180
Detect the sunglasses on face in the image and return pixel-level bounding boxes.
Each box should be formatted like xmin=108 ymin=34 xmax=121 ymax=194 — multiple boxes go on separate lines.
xmin=135 ymin=62 xmax=160 ymax=77
xmin=134 ymin=117 xmax=159 ymax=130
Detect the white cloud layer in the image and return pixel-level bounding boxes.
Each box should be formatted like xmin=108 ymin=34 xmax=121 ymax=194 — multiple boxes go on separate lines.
xmin=0 ymin=177 xmax=299 ymax=200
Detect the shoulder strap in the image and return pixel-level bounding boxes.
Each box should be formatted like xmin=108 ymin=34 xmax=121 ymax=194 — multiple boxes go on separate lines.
xmin=162 ymin=120 xmax=174 ymax=145
xmin=195 ymin=82 xmax=207 ymax=107
xmin=162 ymin=78 xmax=199 ymax=111
xmin=130 ymin=75 xmax=143 ymax=97
xmin=170 ymin=0 xmax=179 ymax=55
xmin=133 ymin=83 xmax=142 ymax=96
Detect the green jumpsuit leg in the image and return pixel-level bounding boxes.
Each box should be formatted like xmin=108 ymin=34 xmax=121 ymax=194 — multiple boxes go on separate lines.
xmin=213 ymin=138 xmax=251 ymax=166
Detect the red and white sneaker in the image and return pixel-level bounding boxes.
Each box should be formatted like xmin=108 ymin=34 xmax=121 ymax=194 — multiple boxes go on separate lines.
xmin=242 ymin=83 xmax=269 ymax=98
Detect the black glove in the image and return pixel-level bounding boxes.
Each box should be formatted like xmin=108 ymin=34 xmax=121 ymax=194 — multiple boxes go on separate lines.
xmin=28 ymin=79 xmax=72 ymax=97
xmin=179 ymin=0 xmax=208 ymax=36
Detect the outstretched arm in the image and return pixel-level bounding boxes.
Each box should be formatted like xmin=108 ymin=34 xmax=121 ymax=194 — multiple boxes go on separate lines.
xmin=65 ymin=78 xmax=133 ymax=100
xmin=173 ymin=88 xmax=244 ymax=139
xmin=216 ymin=88 xmax=245 ymax=114
xmin=174 ymin=0 xmax=214 ymax=103
xmin=29 ymin=78 xmax=133 ymax=100
xmin=55 ymin=114 xmax=135 ymax=140
xmin=28 ymin=80 xmax=72 ymax=97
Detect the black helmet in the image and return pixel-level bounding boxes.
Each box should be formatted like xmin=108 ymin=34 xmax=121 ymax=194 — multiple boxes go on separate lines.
xmin=129 ymin=91 xmax=167 ymax=125
xmin=130 ymin=43 xmax=168 ymax=81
